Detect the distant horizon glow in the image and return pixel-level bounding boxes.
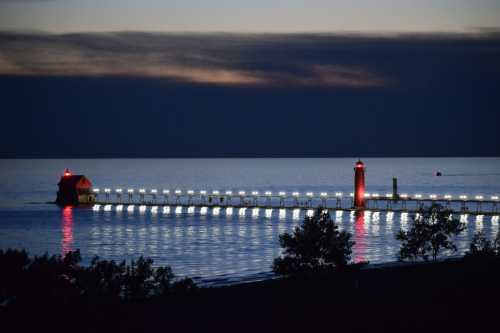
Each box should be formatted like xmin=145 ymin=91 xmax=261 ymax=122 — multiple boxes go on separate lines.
xmin=0 ymin=0 xmax=499 ymax=33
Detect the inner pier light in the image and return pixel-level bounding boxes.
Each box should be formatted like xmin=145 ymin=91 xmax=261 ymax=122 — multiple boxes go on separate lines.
xmin=354 ymin=159 xmax=366 ymax=209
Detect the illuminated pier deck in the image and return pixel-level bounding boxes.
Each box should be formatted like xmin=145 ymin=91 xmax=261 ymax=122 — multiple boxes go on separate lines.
xmin=91 ymin=188 xmax=500 ymax=216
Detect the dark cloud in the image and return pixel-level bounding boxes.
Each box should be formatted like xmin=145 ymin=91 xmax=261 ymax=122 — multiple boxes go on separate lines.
xmin=0 ymin=32 xmax=396 ymax=87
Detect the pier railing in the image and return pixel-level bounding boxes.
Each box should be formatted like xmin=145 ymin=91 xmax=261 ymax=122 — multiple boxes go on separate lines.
xmin=91 ymin=188 xmax=499 ymax=215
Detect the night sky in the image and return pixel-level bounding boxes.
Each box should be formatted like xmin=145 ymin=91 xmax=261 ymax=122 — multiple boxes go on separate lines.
xmin=1 ymin=1 xmax=499 ymax=157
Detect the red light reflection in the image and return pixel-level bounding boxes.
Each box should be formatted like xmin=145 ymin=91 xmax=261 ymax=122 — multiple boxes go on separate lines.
xmin=354 ymin=210 xmax=366 ymax=263
xmin=62 ymin=206 xmax=74 ymax=255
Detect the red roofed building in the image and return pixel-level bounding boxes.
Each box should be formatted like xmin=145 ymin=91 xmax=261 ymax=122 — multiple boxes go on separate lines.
xmin=56 ymin=169 xmax=95 ymax=206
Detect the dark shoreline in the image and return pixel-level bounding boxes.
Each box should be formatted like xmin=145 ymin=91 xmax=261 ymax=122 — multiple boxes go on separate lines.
xmin=2 ymin=256 xmax=499 ymax=332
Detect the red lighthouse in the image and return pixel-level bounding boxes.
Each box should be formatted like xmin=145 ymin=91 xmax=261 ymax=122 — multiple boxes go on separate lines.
xmin=354 ymin=159 xmax=365 ymax=209
xmin=56 ymin=169 xmax=95 ymax=206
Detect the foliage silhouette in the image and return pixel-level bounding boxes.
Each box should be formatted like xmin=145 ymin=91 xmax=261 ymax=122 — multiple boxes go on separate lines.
xmin=0 ymin=249 xmax=197 ymax=308
xmin=396 ymin=204 xmax=465 ymax=262
xmin=465 ymin=231 xmax=500 ymax=260
xmin=273 ymin=207 xmax=354 ymax=276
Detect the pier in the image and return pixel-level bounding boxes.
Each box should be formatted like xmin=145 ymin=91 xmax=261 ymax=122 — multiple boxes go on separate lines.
xmin=58 ymin=161 xmax=499 ymax=217
xmin=91 ymin=188 xmax=499 ymax=216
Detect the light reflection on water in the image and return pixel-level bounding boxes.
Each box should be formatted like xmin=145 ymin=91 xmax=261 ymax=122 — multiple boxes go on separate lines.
xmin=61 ymin=206 xmax=74 ymax=255
xmin=2 ymin=157 xmax=500 ymax=282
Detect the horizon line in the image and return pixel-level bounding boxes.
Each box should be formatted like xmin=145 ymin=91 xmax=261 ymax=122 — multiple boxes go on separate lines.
xmin=2 ymin=28 xmax=500 ymax=37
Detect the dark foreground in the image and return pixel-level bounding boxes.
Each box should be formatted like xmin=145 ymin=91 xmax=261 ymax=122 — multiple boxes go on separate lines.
xmin=2 ymin=257 xmax=499 ymax=333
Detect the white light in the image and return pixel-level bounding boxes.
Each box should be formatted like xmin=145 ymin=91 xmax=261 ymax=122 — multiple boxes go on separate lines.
xmin=212 ymin=190 xmax=220 ymax=195
xmin=151 ymin=206 xmax=158 ymax=214
xmin=279 ymin=191 xmax=286 ymax=196
xmin=200 ymin=207 xmax=207 ymax=215
xmin=238 ymin=208 xmax=246 ymax=216
xmin=252 ymin=207 xmax=259 ymax=217
xmin=127 ymin=189 xmax=134 ymax=193
xmin=335 ymin=192 xmax=343 ymax=197
xmin=116 ymin=205 xmax=123 ymax=211
xmin=187 ymin=190 xmax=194 ymax=195
xmin=200 ymin=190 xmax=207 ymax=195
xmin=265 ymin=209 xmax=273 ymax=218
xmin=349 ymin=193 xmax=354 ymax=197
xmin=226 ymin=207 xmax=233 ymax=215
xmin=139 ymin=189 xmax=146 ymax=194
xmin=225 ymin=190 xmax=233 ymax=195
xmin=414 ymin=194 xmax=422 ymax=199
xmin=151 ymin=189 xmax=157 ymax=194
xmin=364 ymin=193 xmax=371 ymax=198
xmin=104 ymin=204 xmax=112 ymax=211
xmin=115 ymin=188 xmax=122 ymax=193
xmin=386 ymin=193 xmax=393 ymax=198
xmin=93 ymin=188 xmax=100 ymax=193
xmin=92 ymin=204 xmax=100 ymax=211
xmin=238 ymin=191 xmax=246 ymax=196
xmin=444 ymin=194 xmax=452 ymax=199
xmin=372 ymin=193 xmax=379 ymax=198
xmin=175 ymin=190 xmax=182 ymax=195
xmin=320 ymin=192 xmax=328 ymax=197
xmin=401 ymin=212 xmax=409 ymax=223
xmin=279 ymin=209 xmax=286 ymax=219
xmin=104 ymin=188 xmax=111 ymax=193
xmin=162 ymin=189 xmax=169 ymax=194
xmin=127 ymin=205 xmax=135 ymax=212
xmin=265 ymin=191 xmax=272 ymax=196
xmin=252 ymin=191 xmax=259 ymax=196
xmin=187 ymin=206 xmax=195 ymax=214
xmin=292 ymin=209 xmax=301 ymax=220
xmin=400 ymin=194 xmax=408 ymax=199
xmin=306 ymin=209 xmax=314 ymax=217
xmin=475 ymin=195 xmax=484 ymax=200
xmin=386 ymin=211 xmax=394 ymax=222
xmin=292 ymin=192 xmax=300 ymax=197
xmin=306 ymin=192 xmax=314 ymax=197
xmin=429 ymin=194 xmax=437 ymax=199
xmin=175 ymin=206 xmax=182 ymax=214
xmin=162 ymin=206 xmax=170 ymax=214
xmin=492 ymin=196 xmax=499 ymax=201
xmin=213 ymin=207 xmax=220 ymax=215
xmin=139 ymin=205 xmax=146 ymax=212
xmin=460 ymin=195 xmax=468 ymax=200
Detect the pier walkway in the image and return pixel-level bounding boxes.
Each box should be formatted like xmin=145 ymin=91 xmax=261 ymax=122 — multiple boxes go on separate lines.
xmin=92 ymin=188 xmax=499 ymax=216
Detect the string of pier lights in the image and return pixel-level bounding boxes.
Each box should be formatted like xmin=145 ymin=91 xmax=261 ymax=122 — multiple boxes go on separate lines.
xmin=91 ymin=187 xmax=500 ymax=203
xmin=362 ymin=192 xmax=500 ymax=202
xmin=91 ymin=189 xmax=500 ymax=221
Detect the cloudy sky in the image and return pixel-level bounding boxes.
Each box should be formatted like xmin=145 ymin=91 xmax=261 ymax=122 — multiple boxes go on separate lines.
xmin=1 ymin=0 xmax=500 ymax=33
xmin=1 ymin=1 xmax=499 ymax=157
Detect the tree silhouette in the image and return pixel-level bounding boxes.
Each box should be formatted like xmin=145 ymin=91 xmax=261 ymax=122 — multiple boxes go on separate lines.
xmin=465 ymin=231 xmax=500 ymax=260
xmin=154 ymin=266 xmax=175 ymax=295
xmin=273 ymin=207 xmax=354 ymax=276
xmin=396 ymin=204 xmax=465 ymax=262
xmin=0 ymin=248 xmax=197 ymax=307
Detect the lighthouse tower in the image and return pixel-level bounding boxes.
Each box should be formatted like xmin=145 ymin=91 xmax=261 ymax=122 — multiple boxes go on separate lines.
xmin=354 ymin=160 xmax=365 ymax=209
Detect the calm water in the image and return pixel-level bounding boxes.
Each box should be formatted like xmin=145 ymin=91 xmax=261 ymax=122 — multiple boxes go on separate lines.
xmin=1 ymin=158 xmax=499 ymax=284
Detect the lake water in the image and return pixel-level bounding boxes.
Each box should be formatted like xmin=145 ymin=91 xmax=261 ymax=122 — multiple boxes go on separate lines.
xmin=0 ymin=158 xmax=499 ymax=284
